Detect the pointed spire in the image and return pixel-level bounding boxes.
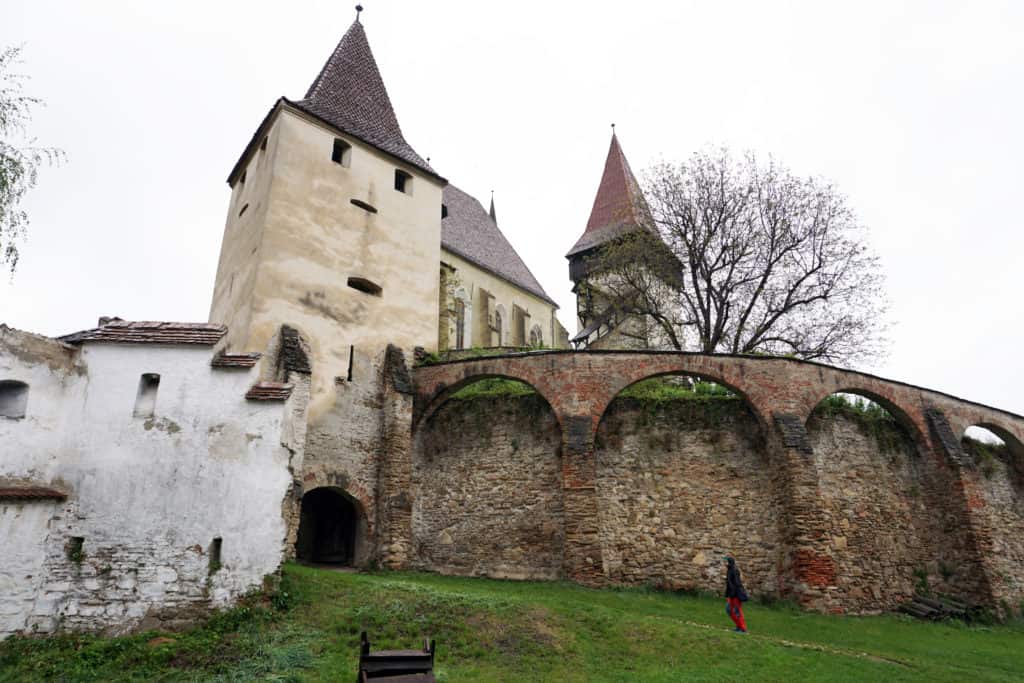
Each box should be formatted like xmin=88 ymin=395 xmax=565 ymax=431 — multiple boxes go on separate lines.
xmin=292 ymin=14 xmax=436 ymax=177
xmin=566 ymin=129 xmax=651 ymax=258
xmin=489 ymin=191 xmax=498 ymax=226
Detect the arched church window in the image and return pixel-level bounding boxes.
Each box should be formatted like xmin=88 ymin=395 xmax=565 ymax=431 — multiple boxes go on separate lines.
xmin=529 ymin=324 xmax=543 ymax=348
xmin=494 ymin=308 xmax=503 ymax=346
xmin=455 ymin=299 xmax=466 ymax=349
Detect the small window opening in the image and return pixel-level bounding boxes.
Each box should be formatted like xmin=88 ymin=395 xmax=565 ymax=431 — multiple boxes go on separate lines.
xmin=394 ymin=169 xmax=412 ymax=194
xmin=67 ymin=536 xmax=85 ymax=564
xmin=239 ymin=171 xmax=247 ymax=185
xmin=209 ymin=537 xmax=223 ymax=575
xmin=347 ymin=277 xmax=382 ymax=297
xmin=134 ymin=373 xmax=160 ymax=418
xmin=0 ymin=380 xmax=29 ymax=419
xmin=332 ymin=138 xmax=352 ymax=167
xmin=260 ymin=136 xmax=268 ymax=151
xmin=441 ymin=204 xmax=448 ymax=219
xmin=238 ymin=203 xmax=249 ymax=218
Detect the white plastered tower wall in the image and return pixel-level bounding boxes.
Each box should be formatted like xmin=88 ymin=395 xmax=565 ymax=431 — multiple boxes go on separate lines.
xmin=209 ymin=104 xmax=443 ymax=421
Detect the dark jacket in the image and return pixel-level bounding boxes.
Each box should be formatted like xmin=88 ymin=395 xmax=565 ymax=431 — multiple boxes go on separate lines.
xmin=725 ymin=558 xmax=745 ymax=599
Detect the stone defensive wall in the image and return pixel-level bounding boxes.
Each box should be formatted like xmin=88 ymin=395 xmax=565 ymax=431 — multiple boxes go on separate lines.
xmin=410 ymin=351 xmax=1024 ymax=614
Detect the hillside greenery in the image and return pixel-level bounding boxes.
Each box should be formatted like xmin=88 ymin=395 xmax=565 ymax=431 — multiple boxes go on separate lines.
xmin=2 ymin=565 xmax=1023 ymax=682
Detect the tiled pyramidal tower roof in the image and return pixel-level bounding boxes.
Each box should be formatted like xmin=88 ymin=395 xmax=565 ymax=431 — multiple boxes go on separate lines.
xmin=566 ymin=132 xmax=653 ymax=258
xmin=289 ymin=18 xmax=436 ymax=178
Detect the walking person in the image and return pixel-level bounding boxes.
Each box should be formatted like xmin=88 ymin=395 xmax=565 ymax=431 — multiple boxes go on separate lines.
xmin=724 ymin=556 xmax=749 ymax=633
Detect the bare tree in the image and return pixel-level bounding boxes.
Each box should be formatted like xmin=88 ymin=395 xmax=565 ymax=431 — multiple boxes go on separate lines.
xmin=589 ymin=148 xmax=887 ymax=365
xmin=1 ymin=45 xmax=64 ymax=276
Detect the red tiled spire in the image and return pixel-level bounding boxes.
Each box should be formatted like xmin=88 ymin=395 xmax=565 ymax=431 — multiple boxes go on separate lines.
xmin=566 ymin=132 xmax=651 ymax=258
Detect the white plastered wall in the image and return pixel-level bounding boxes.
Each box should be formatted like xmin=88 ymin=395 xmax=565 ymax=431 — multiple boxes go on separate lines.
xmin=0 ymin=329 xmax=305 ymax=637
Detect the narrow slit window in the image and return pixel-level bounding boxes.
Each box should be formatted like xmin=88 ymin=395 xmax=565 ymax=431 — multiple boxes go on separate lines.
xmin=239 ymin=171 xmax=247 ymax=185
xmin=332 ymin=138 xmax=352 ymax=167
xmin=394 ymin=169 xmax=412 ymax=194
xmin=260 ymin=136 xmax=268 ymax=151
xmin=238 ymin=203 xmax=249 ymax=217
xmin=134 ymin=373 xmax=160 ymax=418
xmin=0 ymin=380 xmax=28 ymax=419
xmin=441 ymin=204 xmax=448 ymax=219
xmin=209 ymin=537 xmax=223 ymax=575
xmin=67 ymin=536 xmax=85 ymax=563
xmin=347 ymin=277 xmax=382 ymax=297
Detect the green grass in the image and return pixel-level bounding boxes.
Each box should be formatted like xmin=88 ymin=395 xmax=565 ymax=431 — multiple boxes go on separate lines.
xmin=449 ymin=377 xmax=538 ymax=400
xmin=618 ymin=377 xmax=738 ymax=403
xmin=3 ymin=566 xmax=1023 ymax=682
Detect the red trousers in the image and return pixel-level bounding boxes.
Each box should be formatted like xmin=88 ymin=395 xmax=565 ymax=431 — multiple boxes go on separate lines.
xmin=726 ymin=597 xmax=747 ymax=631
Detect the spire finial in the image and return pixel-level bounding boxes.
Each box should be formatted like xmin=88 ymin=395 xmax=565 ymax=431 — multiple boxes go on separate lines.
xmin=611 ymin=123 xmax=616 ymax=135
xmin=355 ymin=4 xmax=364 ymax=21
xmin=489 ymin=191 xmax=498 ymax=225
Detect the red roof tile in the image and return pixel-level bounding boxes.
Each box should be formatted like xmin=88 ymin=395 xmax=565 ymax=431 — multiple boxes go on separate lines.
xmin=245 ymin=382 xmax=293 ymax=401
xmin=567 ymin=133 xmax=653 ymax=258
xmin=211 ymin=352 xmax=262 ymax=368
xmin=60 ymin=320 xmax=227 ymax=346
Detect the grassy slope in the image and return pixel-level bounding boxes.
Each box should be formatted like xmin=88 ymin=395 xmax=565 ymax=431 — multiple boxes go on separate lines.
xmin=2 ymin=565 xmax=1023 ymax=682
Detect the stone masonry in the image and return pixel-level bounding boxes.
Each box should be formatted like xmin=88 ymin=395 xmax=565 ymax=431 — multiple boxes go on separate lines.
xmin=411 ymin=350 xmax=1024 ymax=614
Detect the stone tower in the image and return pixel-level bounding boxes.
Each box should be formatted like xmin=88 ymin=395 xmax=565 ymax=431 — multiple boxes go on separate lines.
xmin=566 ymin=132 xmax=663 ymax=349
xmin=208 ymin=16 xmax=446 ymax=418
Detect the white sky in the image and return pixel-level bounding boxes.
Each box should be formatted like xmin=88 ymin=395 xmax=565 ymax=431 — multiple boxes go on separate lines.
xmin=3 ymin=1 xmax=1023 ymax=414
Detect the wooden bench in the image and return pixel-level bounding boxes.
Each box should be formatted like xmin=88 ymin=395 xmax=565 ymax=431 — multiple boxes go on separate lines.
xmin=357 ymin=631 xmax=436 ymax=683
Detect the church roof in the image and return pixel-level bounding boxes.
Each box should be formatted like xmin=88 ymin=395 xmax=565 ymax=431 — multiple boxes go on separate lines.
xmin=441 ymin=185 xmax=557 ymax=306
xmin=566 ymin=132 xmax=653 ymax=258
xmin=290 ymin=18 xmax=436 ymax=178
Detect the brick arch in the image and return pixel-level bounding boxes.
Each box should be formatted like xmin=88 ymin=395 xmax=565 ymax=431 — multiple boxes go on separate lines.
xmin=800 ymin=385 xmax=929 ymax=453
xmin=594 ymin=365 xmax=771 ymax=436
xmin=415 ymin=371 xmax=562 ymax=430
xmin=960 ymin=421 xmax=1024 ymax=462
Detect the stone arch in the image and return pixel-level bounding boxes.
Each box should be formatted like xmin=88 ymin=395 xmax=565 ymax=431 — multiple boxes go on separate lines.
xmin=802 ymin=386 xmax=927 ymax=453
xmin=295 ymin=486 xmax=369 ymax=566
xmin=593 ymin=368 xmax=781 ymax=595
xmin=411 ymin=373 xmax=565 ymax=580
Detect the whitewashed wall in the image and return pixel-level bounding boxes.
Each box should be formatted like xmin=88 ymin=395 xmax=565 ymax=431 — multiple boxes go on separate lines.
xmin=0 ymin=327 xmax=306 ymax=637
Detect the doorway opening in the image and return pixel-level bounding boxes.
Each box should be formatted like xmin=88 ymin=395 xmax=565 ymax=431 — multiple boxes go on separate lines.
xmin=295 ymin=488 xmax=362 ymax=565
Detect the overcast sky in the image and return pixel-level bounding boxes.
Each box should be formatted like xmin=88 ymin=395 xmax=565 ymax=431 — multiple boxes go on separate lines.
xmin=3 ymin=1 xmax=1023 ymax=414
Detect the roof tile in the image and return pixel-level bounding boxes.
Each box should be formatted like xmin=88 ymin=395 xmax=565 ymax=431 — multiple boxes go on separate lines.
xmin=567 ymin=133 xmax=653 ymax=257
xmin=441 ymin=185 xmax=556 ymax=306
xmin=292 ymin=19 xmax=435 ymax=178
xmin=60 ymin=320 xmax=227 ymax=346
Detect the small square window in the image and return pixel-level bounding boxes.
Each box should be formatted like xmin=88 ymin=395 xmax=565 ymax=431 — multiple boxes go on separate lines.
xmin=332 ymin=138 xmax=352 ymax=167
xmin=394 ymin=169 xmax=412 ymax=194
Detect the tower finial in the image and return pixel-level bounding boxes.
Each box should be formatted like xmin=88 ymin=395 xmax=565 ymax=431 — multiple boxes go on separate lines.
xmin=489 ymin=191 xmax=498 ymax=225
xmin=611 ymin=123 xmax=616 ymax=134
xmin=355 ymin=4 xmax=364 ymax=21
